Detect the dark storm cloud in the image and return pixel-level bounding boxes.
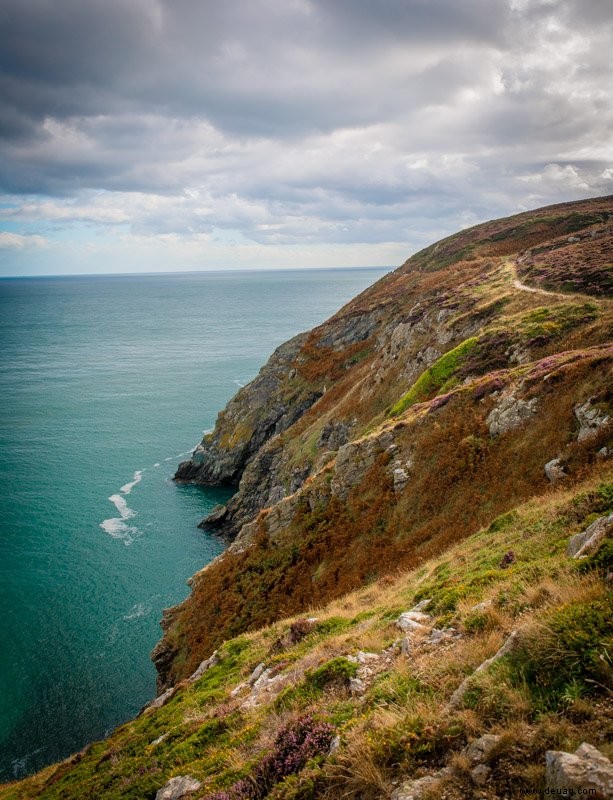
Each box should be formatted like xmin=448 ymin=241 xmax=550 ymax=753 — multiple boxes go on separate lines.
xmin=0 ymin=0 xmax=611 ymax=261
xmin=0 ymin=0 xmax=510 ymax=140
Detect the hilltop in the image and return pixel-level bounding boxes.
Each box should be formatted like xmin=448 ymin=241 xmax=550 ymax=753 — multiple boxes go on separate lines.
xmin=1 ymin=196 xmax=612 ymax=799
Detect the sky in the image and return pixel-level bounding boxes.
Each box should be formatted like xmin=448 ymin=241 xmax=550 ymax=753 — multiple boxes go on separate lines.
xmin=0 ymin=0 xmax=612 ymax=276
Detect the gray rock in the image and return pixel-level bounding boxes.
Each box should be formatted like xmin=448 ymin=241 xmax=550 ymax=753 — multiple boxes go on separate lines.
xmin=318 ymin=421 xmax=351 ymax=451
xmin=393 ymin=466 xmax=410 ymax=493
xmin=241 ymin=668 xmax=288 ymax=709
xmin=349 ymin=677 xmax=366 ymax=695
xmin=546 ymin=742 xmax=613 ymax=796
xmin=463 ymin=734 xmax=501 ymax=765
xmin=410 ymin=599 xmax=432 ymax=612
xmin=428 ymin=627 xmax=456 ymax=644
xmin=567 ymin=514 xmax=613 ymax=559
xmin=471 ymin=764 xmax=491 ymax=786
xmin=200 ymin=504 xmax=227 ymax=527
xmin=187 ymin=650 xmax=220 ymax=684
xmin=331 ymin=437 xmax=384 ymax=500
xmin=400 ymin=637 xmax=413 ymax=655
xmin=329 ymin=735 xmax=341 ymax=755
xmin=356 ymin=651 xmax=380 ymax=664
xmin=544 ymin=458 xmax=566 ymax=483
xmin=155 ymin=775 xmax=202 ymax=800
xmin=143 ymin=685 xmax=176 ymax=714
xmin=248 ymin=662 xmax=266 ymax=685
xmin=575 ymin=399 xmax=610 ymax=442
xmin=470 ymin=600 xmax=493 ymax=613
xmin=486 ymin=393 xmax=538 ymax=436
xmin=397 ymin=611 xmax=431 ymax=633
xmin=391 ymin=773 xmax=442 ymax=800
xmin=449 ymin=632 xmax=519 ymax=708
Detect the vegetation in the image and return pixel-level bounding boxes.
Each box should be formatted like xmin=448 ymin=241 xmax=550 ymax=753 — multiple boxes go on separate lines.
xmin=3 ymin=196 xmax=613 ymax=799
xmin=2 ymin=475 xmax=611 ymax=799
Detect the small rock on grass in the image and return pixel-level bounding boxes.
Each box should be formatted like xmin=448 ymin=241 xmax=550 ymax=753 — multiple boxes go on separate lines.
xmin=155 ymin=775 xmax=202 ymax=800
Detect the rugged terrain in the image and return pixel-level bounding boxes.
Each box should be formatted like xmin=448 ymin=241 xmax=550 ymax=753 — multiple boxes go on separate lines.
xmin=161 ymin=195 xmax=613 ymax=688
xmin=2 ymin=196 xmax=612 ymax=799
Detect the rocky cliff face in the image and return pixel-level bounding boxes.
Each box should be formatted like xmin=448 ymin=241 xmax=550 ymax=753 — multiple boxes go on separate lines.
xmin=158 ymin=196 xmax=613 ymax=690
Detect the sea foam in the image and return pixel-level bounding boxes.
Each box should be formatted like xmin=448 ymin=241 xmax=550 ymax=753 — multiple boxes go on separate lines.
xmin=120 ymin=469 xmax=143 ymax=494
xmin=100 ymin=488 xmax=139 ymax=545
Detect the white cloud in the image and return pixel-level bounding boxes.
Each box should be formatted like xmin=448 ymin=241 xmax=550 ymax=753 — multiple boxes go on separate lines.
xmin=0 ymin=232 xmax=49 ymax=249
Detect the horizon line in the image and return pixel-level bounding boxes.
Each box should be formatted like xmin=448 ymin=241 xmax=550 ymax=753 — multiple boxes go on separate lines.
xmin=0 ymin=264 xmax=394 ymax=280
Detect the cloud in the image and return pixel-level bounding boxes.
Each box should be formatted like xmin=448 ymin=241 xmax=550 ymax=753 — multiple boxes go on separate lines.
xmin=0 ymin=0 xmax=611 ymax=273
xmin=0 ymin=232 xmax=49 ymax=249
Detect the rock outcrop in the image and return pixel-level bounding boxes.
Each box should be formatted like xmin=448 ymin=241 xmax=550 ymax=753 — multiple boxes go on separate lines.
xmin=546 ymin=742 xmax=613 ymax=796
xmin=567 ymin=513 xmax=613 ymax=558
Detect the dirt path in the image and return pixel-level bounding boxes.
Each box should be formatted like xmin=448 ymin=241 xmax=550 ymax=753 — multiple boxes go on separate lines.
xmin=506 ymin=260 xmax=589 ymax=301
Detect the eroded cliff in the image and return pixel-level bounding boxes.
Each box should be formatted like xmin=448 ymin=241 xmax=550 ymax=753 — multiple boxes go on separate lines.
xmin=157 ymin=196 xmax=613 ymax=689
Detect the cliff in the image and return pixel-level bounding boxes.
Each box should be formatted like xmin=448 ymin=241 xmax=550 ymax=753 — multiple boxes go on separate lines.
xmin=160 ymin=195 xmax=613 ymax=688
xmin=2 ymin=196 xmax=612 ymax=800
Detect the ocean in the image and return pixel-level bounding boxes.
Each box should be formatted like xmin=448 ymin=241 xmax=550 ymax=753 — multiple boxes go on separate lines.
xmin=0 ymin=267 xmax=388 ymax=780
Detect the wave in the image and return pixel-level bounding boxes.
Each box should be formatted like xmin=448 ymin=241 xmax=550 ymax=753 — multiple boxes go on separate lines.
xmin=120 ymin=469 xmax=144 ymax=494
xmin=123 ymin=602 xmax=151 ymax=621
xmin=100 ymin=493 xmax=138 ymax=545
xmin=164 ymin=447 xmax=197 ymax=462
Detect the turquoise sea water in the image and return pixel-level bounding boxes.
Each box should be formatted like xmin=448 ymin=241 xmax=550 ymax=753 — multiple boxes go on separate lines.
xmin=0 ymin=267 xmax=388 ymax=780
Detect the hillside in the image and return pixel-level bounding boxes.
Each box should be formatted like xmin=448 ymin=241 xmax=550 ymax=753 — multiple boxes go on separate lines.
xmin=160 ymin=195 xmax=613 ymax=688
xmin=1 ymin=196 xmax=612 ymax=799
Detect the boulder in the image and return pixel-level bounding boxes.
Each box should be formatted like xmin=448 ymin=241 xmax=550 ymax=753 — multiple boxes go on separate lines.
xmin=248 ymin=662 xmax=266 ymax=685
xmin=567 ymin=513 xmax=613 ymax=559
xmin=545 ymin=742 xmax=613 ymax=796
xmin=356 ymin=651 xmax=380 ymax=664
xmin=463 ymin=733 xmax=501 ymax=765
xmin=470 ymin=599 xmax=493 ymax=613
xmin=486 ymin=393 xmax=538 ymax=436
xmin=575 ymin=399 xmax=610 ymax=442
xmin=544 ymin=458 xmax=566 ymax=483
xmin=428 ymin=627 xmax=459 ymax=644
xmin=397 ymin=612 xmax=431 ymax=633
xmin=155 ymin=775 xmax=202 ymax=800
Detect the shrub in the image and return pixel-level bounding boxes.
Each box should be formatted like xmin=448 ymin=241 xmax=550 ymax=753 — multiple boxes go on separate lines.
xmin=308 ymin=658 xmax=358 ymax=691
xmin=205 ymin=716 xmax=334 ymax=800
xmin=508 ymin=599 xmax=613 ymax=709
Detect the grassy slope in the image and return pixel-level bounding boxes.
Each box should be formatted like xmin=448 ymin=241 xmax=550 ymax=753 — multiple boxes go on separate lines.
xmin=2 ymin=473 xmax=611 ymax=799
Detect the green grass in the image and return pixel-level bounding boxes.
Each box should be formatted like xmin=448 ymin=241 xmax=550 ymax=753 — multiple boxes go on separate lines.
xmin=389 ymin=337 xmax=478 ymax=416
